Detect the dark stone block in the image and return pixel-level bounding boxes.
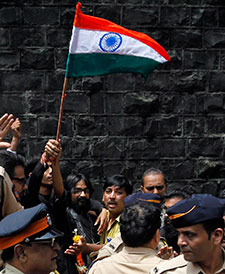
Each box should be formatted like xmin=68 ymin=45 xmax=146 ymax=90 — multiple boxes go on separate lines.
xmin=76 ymin=116 xmax=106 ymax=136
xmin=123 ymin=6 xmax=158 ymax=26
xmin=105 ymin=73 xmax=135 ymax=91
xmin=171 ymin=29 xmax=202 ymax=49
xmin=46 ymin=95 xmax=60 ymax=114
xmin=60 ymin=7 xmax=76 ymax=26
xmin=11 ymin=28 xmax=46 ymax=47
xmin=127 ymin=138 xmax=160 ymax=159
xmin=46 ymin=72 xmax=65 ymax=91
xmin=160 ymin=7 xmax=190 ymax=27
xmin=219 ymin=8 xmax=225 ymax=27
xmin=160 ymin=159 xmax=194 ymax=180
xmin=70 ymin=137 xmax=90 ymax=158
xmin=170 ymin=71 xmax=208 ymax=92
xmin=23 ymin=7 xmax=59 ymax=25
xmin=27 ymin=93 xmax=46 ymax=114
xmin=55 ymin=49 xmax=68 ymax=69
xmin=196 ymin=94 xmax=225 ymax=114
xmin=158 ymin=139 xmax=185 ymax=157
xmin=20 ymin=118 xmax=38 ymax=138
xmin=203 ymin=30 xmax=225 ymax=49
xmin=0 ymin=28 xmax=9 ymax=46
xmin=108 ymin=117 xmax=144 ymax=136
xmin=123 ymin=93 xmax=159 ymax=115
xmin=197 ymin=160 xmax=225 ymax=179
xmin=188 ymin=138 xmax=223 ymax=158
xmin=82 ymin=77 xmax=104 ymax=94
xmin=47 ymin=28 xmax=70 ymax=47
xmin=63 ymin=93 xmax=89 ymax=114
xmin=209 ymin=72 xmax=225 ymax=92
xmin=90 ymin=93 xmax=104 ymax=114
xmin=91 ymin=137 xmax=124 ymax=158
xmin=21 ymin=49 xmax=55 ymax=70
xmin=184 ymin=117 xmax=205 ymax=136
xmin=0 ymin=95 xmax=25 ymax=114
xmin=0 ymin=7 xmax=20 ymax=25
xmin=145 ymin=116 xmax=182 ymax=137
xmin=105 ymin=93 xmax=123 ymax=114
xmin=184 ymin=50 xmax=219 ymax=70
xmin=39 ymin=117 xmax=58 ymax=136
xmin=207 ymin=117 xmax=225 ymax=134
xmin=0 ymin=51 xmax=19 ymax=69
xmin=95 ymin=5 xmax=121 ymax=24
xmin=191 ymin=8 xmax=217 ymax=27
xmin=201 ymin=182 xmax=219 ymax=196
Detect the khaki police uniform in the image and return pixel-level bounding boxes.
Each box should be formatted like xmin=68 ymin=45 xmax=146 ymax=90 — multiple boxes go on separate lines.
xmin=0 ymin=166 xmax=22 ymax=218
xmin=0 ymin=263 xmax=24 ymax=274
xmin=89 ymin=246 xmax=162 ymax=274
xmin=151 ymin=249 xmax=225 ymax=274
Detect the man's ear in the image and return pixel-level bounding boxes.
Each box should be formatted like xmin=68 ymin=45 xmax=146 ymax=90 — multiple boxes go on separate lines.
xmin=14 ymin=244 xmax=28 ymax=262
xmin=141 ymin=185 xmax=144 ymax=193
xmin=212 ymin=228 xmax=224 ymax=245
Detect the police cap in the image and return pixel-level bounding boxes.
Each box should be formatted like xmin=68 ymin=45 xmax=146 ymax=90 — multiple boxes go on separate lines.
xmin=167 ymin=194 xmax=225 ymax=228
xmin=0 ymin=203 xmax=63 ymax=249
xmin=124 ymin=192 xmax=162 ymax=207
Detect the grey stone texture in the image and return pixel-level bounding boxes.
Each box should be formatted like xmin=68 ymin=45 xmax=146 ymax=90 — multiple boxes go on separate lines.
xmin=1 ymin=0 xmax=225 ymax=199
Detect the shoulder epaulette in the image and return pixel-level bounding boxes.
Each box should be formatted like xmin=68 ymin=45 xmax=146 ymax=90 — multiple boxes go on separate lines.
xmin=151 ymin=255 xmax=187 ymax=274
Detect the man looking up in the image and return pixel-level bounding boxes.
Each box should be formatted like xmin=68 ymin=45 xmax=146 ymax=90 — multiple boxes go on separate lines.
xmin=151 ymin=194 xmax=225 ymax=274
xmin=141 ymin=168 xmax=167 ymax=198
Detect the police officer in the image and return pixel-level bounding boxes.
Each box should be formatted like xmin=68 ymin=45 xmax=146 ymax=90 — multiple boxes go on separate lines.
xmin=151 ymin=194 xmax=225 ymax=274
xmin=0 ymin=203 xmax=63 ymax=274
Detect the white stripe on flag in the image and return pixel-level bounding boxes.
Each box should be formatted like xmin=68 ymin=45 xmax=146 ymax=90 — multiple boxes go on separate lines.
xmin=69 ymin=27 xmax=167 ymax=63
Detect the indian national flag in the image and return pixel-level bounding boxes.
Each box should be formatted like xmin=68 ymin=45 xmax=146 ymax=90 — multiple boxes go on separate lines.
xmin=65 ymin=2 xmax=170 ymax=79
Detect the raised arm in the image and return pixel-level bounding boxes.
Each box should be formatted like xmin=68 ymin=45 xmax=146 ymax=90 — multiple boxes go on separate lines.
xmin=44 ymin=139 xmax=64 ymax=197
xmin=8 ymin=118 xmax=22 ymax=152
xmin=0 ymin=113 xmax=14 ymax=148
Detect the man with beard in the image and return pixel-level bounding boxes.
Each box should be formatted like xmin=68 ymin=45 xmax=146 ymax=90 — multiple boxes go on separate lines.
xmin=55 ymin=173 xmax=103 ymax=274
xmin=151 ymin=194 xmax=225 ymax=274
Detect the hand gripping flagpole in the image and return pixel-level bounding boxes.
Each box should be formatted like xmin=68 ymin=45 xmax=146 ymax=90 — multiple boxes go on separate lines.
xmin=56 ymin=77 xmax=68 ymax=141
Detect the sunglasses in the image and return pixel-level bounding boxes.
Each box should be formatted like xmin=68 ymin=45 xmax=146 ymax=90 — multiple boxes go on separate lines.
xmin=145 ymin=185 xmax=165 ymax=191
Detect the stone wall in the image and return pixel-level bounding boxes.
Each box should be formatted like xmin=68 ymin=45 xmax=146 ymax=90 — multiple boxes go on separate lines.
xmin=1 ymin=0 xmax=225 ymax=199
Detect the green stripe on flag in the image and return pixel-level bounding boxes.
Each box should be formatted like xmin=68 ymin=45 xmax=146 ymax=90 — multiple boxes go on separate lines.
xmin=65 ymin=53 xmax=160 ymax=79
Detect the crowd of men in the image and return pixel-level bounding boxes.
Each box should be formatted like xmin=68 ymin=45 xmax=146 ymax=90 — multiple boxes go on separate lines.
xmin=0 ymin=113 xmax=224 ymax=274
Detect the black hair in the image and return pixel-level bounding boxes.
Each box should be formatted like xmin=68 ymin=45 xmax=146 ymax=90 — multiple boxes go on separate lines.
xmin=142 ymin=167 xmax=167 ymax=186
xmin=202 ymin=218 xmax=224 ymax=240
xmin=24 ymin=157 xmax=40 ymax=179
xmin=120 ymin=203 xmax=161 ymax=247
xmin=1 ymin=246 xmax=14 ymax=262
xmin=0 ymin=150 xmax=25 ymax=179
xmin=65 ymin=173 xmax=93 ymax=195
xmin=103 ymin=174 xmax=133 ymax=195
xmin=164 ymin=191 xmax=189 ymax=202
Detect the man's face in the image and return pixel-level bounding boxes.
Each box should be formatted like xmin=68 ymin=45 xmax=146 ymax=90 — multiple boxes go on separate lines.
xmin=177 ymin=224 xmax=216 ymax=263
xmin=12 ymin=165 xmax=26 ymax=194
xmin=71 ymin=180 xmax=91 ymax=213
xmin=24 ymin=240 xmax=60 ymax=274
xmin=142 ymin=173 xmax=167 ymax=197
xmin=42 ymin=164 xmax=53 ymax=185
xmin=103 ymin=185 xmax=127 ymax=216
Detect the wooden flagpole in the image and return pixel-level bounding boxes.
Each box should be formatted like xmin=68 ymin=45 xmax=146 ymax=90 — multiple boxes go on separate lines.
xmin=56 ymin=77 xmax=68 ymax=141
